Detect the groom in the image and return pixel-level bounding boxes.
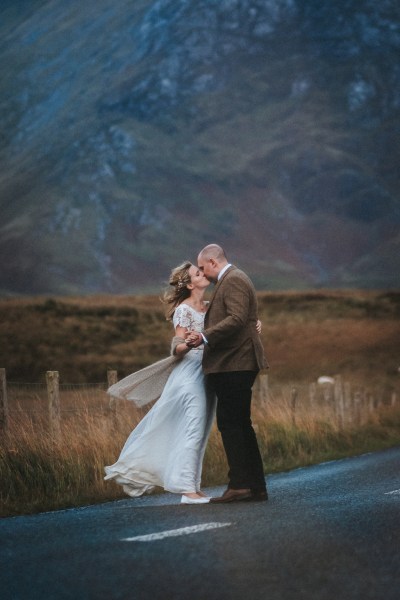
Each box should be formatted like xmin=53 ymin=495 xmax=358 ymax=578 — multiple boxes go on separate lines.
xmin=186 ymin=244 xmax=268 ymax=503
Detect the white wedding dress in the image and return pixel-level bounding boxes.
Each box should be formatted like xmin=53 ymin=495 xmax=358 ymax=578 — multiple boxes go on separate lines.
xmin=104 ymin=303 xmax=216 ymax=497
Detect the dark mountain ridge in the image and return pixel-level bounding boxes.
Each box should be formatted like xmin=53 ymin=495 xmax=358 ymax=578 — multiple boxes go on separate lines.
xmin=0 ymin=0 xmax=399 ymax=294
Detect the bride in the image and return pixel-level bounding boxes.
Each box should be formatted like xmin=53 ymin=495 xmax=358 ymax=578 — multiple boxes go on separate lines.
xmin=104 ymin=261 xmax=216 ymax=504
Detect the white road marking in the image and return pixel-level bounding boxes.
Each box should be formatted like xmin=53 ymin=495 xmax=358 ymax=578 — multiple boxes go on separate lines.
xmin=122 ymin=522 xmax=232 ymax=542
xmin=384 ymin=489 xmax=400 ymax=495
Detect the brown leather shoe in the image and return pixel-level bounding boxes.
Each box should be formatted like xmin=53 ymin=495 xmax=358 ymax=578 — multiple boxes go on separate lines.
xmin=209 ymin=488 xmax=252 ymax=503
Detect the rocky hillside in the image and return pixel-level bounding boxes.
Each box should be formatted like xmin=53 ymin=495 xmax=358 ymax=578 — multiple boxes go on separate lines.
xmin=1 ymin=0 xmax=399 ymax=294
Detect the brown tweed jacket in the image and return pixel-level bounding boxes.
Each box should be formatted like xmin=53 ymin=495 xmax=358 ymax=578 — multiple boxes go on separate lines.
xmin=202 ymin=265 xmax=267 ymax=374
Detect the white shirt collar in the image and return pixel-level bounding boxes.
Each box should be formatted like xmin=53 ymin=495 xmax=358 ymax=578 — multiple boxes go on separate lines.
xmin=218 ymin=263 xmax=232 ymax=281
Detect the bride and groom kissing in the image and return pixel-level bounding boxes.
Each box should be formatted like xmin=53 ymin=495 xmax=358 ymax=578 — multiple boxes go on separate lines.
xmin=105 ymin=243 xmax=268 ymax=505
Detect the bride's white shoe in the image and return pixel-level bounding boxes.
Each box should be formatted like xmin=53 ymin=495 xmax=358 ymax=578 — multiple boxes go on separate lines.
xmin=181 ymin=495 xmax=210 ymax=504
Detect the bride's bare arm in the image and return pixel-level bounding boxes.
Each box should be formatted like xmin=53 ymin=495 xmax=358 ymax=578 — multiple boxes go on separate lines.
xmin=174 ymin=325 xmax=192 ymax=356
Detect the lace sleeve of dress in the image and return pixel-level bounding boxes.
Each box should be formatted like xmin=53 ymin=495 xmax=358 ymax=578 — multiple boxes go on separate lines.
xmin=173 ymin=304 xmax=193 ymax=329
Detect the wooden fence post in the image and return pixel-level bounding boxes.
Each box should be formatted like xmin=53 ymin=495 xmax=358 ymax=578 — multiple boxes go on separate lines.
xmin=334 ymin=375 xmax=345 ymax=429
xmin=368 ymin=393 xmax=375 ymax=419
xmin=0 ymin=368 xmax=9 ymax=434
xmin=46 ymin=371 xmax=61 ymax=440
xmin=309 ymin=382 xmax=316 ymax=415
xmin=344 ymin=381 xmax=352 ymax=427
xmin=290 ymin=387 xmax=298 ymax=427
xmin=353 ymin=389 xmax=362 ymax=426
xmin=254 ymin=373 xmax=268 ymax=407
xmin=107 ymin=369 xmax=118 ymax=387
xmin=107 ymin=370 xmax=118 ymax=418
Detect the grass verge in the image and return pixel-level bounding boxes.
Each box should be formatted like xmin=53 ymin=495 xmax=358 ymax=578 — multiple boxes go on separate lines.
xmin=1 ymin=401 xmax=399 ymax=517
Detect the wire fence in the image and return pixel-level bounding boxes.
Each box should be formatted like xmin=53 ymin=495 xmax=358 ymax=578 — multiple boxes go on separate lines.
xmin=0 ymin=368 xmax=398 ymax=438
xmin=6 ymin=381 xmax=109 ymax=414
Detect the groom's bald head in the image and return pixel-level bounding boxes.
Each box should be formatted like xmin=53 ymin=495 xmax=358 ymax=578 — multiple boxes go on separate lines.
xmin=197 ymin=244 xmax=228 ymax=282
xmin=198 ymin=244 xmax=228 ymax=263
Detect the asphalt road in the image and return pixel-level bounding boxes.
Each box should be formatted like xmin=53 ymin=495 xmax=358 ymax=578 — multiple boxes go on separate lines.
xmin=1 ymin=447 xmax=399 ymax=600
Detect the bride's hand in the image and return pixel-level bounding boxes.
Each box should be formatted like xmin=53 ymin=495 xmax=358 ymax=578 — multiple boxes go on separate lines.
xmin=256 ymin=319 xmax=262 ymax=334
xmin=185 ymin=331 xmax=202 ymax=348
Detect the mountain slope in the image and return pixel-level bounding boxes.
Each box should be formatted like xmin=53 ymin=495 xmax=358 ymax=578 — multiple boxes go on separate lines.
xmin=1 ymin=0 xmax=399 ymax=294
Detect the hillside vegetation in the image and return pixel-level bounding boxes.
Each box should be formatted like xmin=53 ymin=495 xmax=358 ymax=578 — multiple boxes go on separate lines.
xmin=1 ymin=0 xmax=400 ymax=294
xmin=1 ymin=290 xmax=399 ymax=390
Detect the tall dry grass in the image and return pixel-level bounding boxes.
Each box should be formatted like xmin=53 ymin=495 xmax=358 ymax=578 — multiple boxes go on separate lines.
xmin=1 ymin=290 xmax=399 ymax=516
xmin=0 ymin=390 xmax=140 ymax=517
xmin=1 ymin=383 xmax=399 ymax=517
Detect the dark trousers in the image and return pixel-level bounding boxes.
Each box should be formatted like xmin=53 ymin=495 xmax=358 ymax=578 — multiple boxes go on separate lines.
xmin=207 ymin=370 xmax=266 ymax=492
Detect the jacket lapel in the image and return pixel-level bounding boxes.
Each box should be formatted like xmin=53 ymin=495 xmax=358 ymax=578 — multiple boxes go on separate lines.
xmin=206 ymin=265 xmax=235 ymax=313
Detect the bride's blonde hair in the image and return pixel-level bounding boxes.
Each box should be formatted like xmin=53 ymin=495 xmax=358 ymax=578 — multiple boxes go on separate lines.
xmin=162 ymin=261 xmax=192 ymax=320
